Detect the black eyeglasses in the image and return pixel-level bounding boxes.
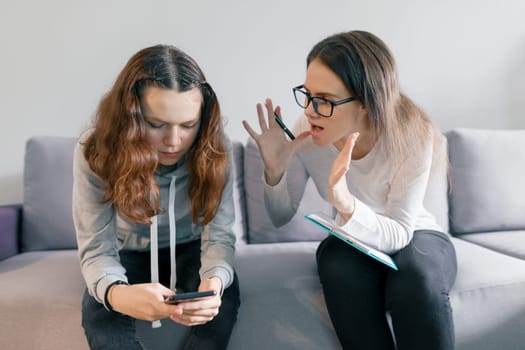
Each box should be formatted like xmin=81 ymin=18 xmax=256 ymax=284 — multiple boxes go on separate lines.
xmin=292 ymin=85 xmax=356 ymax=118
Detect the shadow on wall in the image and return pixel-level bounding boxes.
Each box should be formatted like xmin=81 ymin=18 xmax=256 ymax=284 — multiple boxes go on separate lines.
xmin=0 ymin=174 xmax=22 ymax=205
xmin=507 ymin=41 xmax=525 ymax=129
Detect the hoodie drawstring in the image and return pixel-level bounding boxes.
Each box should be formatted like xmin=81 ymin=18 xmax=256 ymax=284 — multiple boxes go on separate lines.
xmin=149 ymin=176 xmax=177 ymax=329
xmin=168 ymin=176 xmax=177 ymax=291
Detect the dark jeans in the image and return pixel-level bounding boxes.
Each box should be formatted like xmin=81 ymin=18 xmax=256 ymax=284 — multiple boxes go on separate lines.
xmin=81 ymin=239 xmax=240 ymax=350
xmin=316 ymin=230 xmax=457 ymax=350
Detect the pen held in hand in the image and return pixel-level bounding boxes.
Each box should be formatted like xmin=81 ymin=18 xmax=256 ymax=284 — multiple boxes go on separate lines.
xmin=274 ymin=112 xmax=295 ymax=140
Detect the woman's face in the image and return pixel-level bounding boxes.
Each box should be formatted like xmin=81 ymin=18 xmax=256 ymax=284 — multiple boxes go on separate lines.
xmin=141 ymin=86 xmax=202 ymax=166
xmin=303 ymin=59 xmax=368 ymax=150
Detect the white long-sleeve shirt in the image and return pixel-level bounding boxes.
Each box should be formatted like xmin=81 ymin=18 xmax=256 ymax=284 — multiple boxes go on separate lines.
xmin=263 ymin=135 xmax=443 ymax=255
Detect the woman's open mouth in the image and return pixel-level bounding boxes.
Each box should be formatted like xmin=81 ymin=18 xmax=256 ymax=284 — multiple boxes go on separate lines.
xmin=310 ymin=124 xmax=324 ymax=136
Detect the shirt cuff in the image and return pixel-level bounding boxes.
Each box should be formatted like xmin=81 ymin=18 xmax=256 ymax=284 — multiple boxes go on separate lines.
xmin=202 ymin=267 xmax=231 ymax=296
xmin=261 ymin=170 xmax=288 ymax=192
xmin=95 ymin=274 xmax=129 ymax=310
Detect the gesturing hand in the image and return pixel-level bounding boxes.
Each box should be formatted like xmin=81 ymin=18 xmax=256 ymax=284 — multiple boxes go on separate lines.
xmin=242 ymin=98 xmax=310 ymax=186
xmin=328 ymin=132 xmax=360 ymax=221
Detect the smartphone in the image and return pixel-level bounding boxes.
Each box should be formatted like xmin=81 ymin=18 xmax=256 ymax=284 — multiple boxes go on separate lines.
xmin=274 ymin=112 xmax=295 ymax=140
xmin=164 ymin=290 xmax=217 ymax=304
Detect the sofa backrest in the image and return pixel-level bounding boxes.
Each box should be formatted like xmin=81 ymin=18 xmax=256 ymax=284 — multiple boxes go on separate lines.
xmin=21 ymin=136 xmax=248 ymax=251
xmin=243 ymin=139 xmax=333 ymax=243
xmin=22 ymin=136 xmax=77 ymax=251
xmin=447 ymin=128 xmax=525 ymax=235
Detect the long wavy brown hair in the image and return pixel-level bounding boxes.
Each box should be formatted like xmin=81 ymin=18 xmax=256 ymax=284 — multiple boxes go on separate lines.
xmin=84 ymin=45 xmax=227 ymax=225
xmin=307 ymin=31 xmax=446 ymax=172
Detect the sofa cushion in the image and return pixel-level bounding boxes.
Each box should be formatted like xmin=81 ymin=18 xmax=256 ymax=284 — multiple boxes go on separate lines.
xmin=447 ymin=129 xmax=525 ymax=235
xmin=0 ymin=250 xmax=88 ymax=350
xmin=450 ymin=238 xmax=525 ymax=350
xmin=22 ymin=136 xmax=77 ymax=251
xmin=243 ymin=139 xmax=332 ymax=243
xmin=458 ymin=230 xmax=525 ymax=260
xmin=230 ymin=242 xmax=340 ymax=349
xmin=0 ymin=205 xmax=20 ymax=260
xmin=231 ymin=142 xmax=248 ymax=244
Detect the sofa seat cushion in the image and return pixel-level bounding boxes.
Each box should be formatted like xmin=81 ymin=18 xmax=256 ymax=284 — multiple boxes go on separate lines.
xmin=0 ymin=250 xmax=88 ymax=350
xmin=458 ymin=230 xmax=525 ymax=260
xmin=230 ymin=242 xmax=340 ymax=349
xmin=137 ymin=242 xmax=341 ymax=350
xmin=450 ymin=238 xmax=525 ymax=350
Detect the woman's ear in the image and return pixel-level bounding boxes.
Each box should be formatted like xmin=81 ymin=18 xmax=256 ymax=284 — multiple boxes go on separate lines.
xmin=357 ymin=102 xmax=368 ymax=119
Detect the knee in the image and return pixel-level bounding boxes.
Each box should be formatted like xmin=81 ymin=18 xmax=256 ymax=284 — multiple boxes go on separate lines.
xmin=316 ymin=236 xmax=370 ymax=284
xmin=388 ymin=266 xmax=448 ymax=309
xmin=316 ymin=236 xmax=346 ymax=279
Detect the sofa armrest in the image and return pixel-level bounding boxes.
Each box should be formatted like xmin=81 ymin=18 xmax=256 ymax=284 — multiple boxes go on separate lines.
xmin=0 ymin=204 xmax=21 ymax=261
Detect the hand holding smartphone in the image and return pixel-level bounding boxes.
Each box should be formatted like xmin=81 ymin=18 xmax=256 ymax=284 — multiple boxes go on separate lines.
xmin=164 ymin=290 xmax=217 ymax=305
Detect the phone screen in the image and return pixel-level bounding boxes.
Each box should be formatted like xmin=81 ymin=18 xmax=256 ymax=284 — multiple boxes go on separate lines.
xmin=164 ymin=290 xmax=216 ymax=304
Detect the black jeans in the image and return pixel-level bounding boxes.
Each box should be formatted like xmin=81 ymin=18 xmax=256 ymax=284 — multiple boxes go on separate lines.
xmin=81 ymin=239 xmax=240 ymax=350
xmin=316 ymin=230 xmax=457 ymax=350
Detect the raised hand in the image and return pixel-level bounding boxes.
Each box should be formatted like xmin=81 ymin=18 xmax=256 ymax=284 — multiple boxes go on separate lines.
xmin=242 ymin=98 xmax=310 ymax=185
xmin=328 ymin=132 xmax=359 ymax=221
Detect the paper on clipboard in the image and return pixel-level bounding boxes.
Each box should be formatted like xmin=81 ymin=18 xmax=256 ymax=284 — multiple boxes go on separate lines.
xmin=305 ymin=212 xmax=398 ymax=270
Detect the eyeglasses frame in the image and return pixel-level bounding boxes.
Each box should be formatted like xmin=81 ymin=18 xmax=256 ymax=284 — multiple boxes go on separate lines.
xmin=292 ymin=84 xmax=356 ymax=118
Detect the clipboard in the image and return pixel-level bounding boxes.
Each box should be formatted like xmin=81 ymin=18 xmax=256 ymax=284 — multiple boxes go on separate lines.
xmin=305 ymin=212 xmax=398 ymax=270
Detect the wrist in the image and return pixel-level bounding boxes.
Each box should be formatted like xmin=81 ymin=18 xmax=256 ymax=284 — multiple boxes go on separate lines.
xmin=264 ymin=168 xmax=285 ymax=186
xmin=105 ymin=280 xmax=128 ymax=312
xmin=337 ymin=196 xmax=355 ymax=222
xmin=208 ymin=276 xmax=223 ymax=293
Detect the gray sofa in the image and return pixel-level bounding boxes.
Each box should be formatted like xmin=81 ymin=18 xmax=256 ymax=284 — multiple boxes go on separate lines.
xmin=1 ymin=128 xmax=525 ymax=350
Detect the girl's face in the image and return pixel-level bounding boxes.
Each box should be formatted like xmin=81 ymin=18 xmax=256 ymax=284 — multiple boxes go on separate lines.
xmin=303 ymin=59 xmax=368 ymax=150
xmin=141 ymin=86 xmax=202 ymax=166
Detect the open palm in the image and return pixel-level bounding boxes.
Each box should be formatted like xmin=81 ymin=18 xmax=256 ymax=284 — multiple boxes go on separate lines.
xmin=242 ymin=99 xmax=310 ymax=185
xmin=328 ymin=132 xmax=359 ymax=216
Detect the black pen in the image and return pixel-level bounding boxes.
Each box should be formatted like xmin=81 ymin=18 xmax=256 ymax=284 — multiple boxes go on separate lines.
xmin=274 ymin=112 xmax=295 ymax=140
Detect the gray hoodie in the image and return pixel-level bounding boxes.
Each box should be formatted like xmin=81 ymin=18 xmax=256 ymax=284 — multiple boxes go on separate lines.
xmin=72 ymin=133 xmax=236 ymax=309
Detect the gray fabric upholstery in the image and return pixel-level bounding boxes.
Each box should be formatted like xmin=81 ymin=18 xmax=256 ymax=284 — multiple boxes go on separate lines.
xmin=458 ymin=230 xmax=525 ymax=260
xmin=231 ymin=142 xmax=248 ymax=244
xmin=0 ymin=205 xmax=20 ymax=260
xmin=3 ymin=130 xmax=525 ymax=350
xmin=4 ymin=239 xmax=525 ymax=350
xmin=22 ymin=136 xmax=77 ymax=251
xmin=243 ymin=139 xmax=333 ymax=243
xmin=447 ymin=129 xmax=525 ymax=234
xmin=450 ymin=238 xmax=525 ymax=350
xmin=0 ymin=250 xmax=88 ymax=350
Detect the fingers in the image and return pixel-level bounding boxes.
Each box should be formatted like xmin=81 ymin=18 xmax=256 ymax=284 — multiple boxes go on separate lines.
xmin=342 ymin=132 xmax=360 ymax=164
xmin=257 ymin=103 xmax=268 ymax=132
xmin=242 ymin=120 xmax=259 ymax=141
xmin=265 ymin=99 xmax=278 ymax=128
xmin=169 ymin=301 xmax=220 ymax=326
xmin=170 ymin=313 xmax=216 ymax=326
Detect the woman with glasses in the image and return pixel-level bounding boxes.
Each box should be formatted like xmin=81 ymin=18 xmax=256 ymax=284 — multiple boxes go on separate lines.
xmin=243 ymin=30 xmax=457 ymax=350
xmin=74 ymin=45 xmax=240 ymax=349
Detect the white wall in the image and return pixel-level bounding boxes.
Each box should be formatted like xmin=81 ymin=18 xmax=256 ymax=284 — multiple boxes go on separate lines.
xmin=1 ymin=0 xmax=525 ymax=205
